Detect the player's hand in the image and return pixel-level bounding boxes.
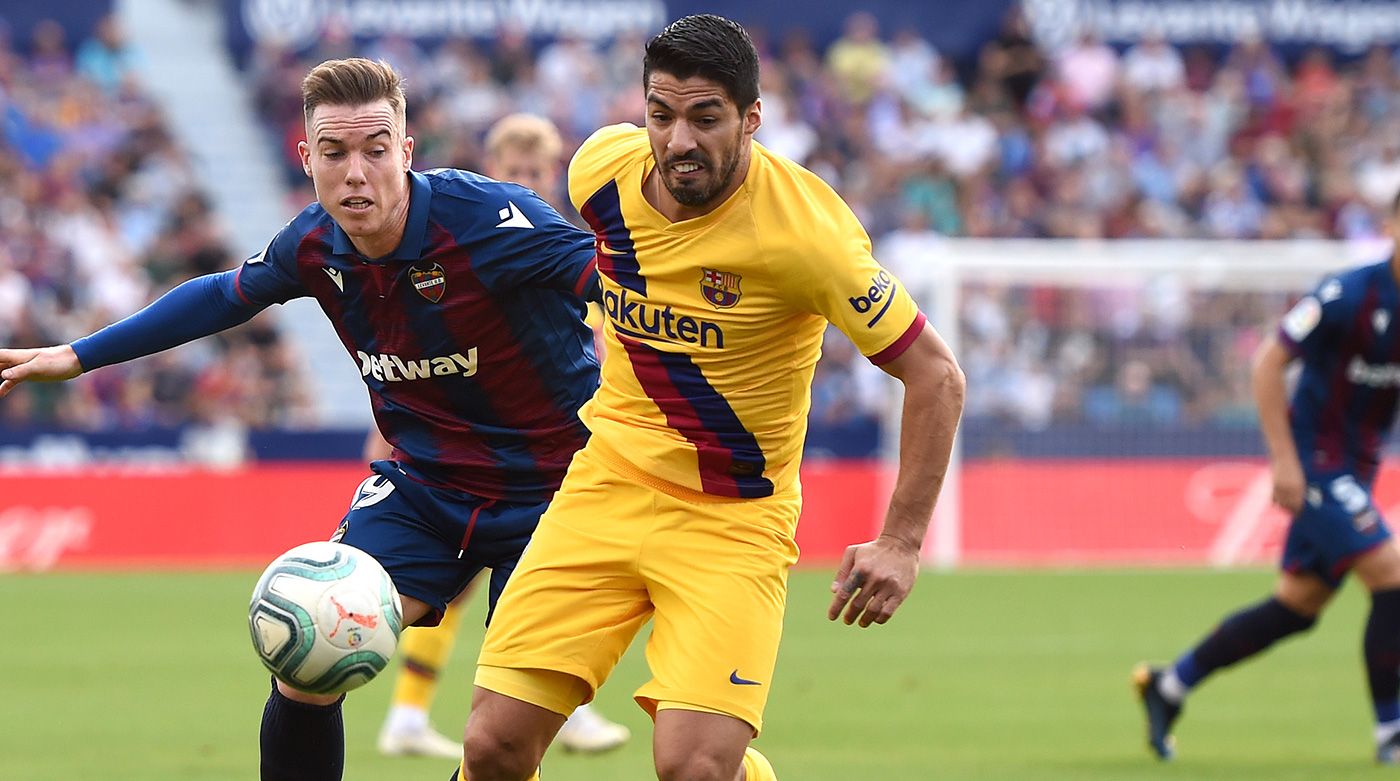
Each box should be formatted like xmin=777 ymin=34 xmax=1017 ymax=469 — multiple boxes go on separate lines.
xmin=0 ymin=345 xmax=83 ymax=399
xmin=1270 ymin=457 xmax=1306 ymax=514
xmin=827 ymin=534 xmax=921 ymax=628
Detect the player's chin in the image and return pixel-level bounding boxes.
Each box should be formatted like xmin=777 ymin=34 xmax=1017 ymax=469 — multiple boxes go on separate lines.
xmin=668 ymin=180 xmax=713 ymax=208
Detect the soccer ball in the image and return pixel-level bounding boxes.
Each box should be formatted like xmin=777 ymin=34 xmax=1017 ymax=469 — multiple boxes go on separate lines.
xmin=248 ymin=541 xmax=403 ymax=695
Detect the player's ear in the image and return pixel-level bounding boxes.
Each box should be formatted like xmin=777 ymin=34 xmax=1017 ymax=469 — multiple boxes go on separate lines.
xmin=297 ymin=139 xmax=312 ymax=178
xmin=743 ymin=98 xmax=762 ymax=136
xmin=402 ymin=135 xmax=414 ymax=171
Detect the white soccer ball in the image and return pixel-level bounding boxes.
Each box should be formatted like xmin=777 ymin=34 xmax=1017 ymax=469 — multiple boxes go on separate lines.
xmin=248 ymin=541 xmax=403 ymax=695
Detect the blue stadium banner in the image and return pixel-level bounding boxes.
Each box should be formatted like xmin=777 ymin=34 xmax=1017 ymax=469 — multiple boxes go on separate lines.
xmin=227 ymin=0 xmax=668 ymax=61
xmin=222 ymin=0 xmax=1015 ymax=63
xmin=223 ymin=0 xmax=1400 ymax=67
xmin=1023 ymin=0 xmax=1400 ymax=53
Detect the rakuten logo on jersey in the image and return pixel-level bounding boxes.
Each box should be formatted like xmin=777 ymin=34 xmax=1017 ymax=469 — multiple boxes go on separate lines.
xmin=357 ymin=349 xmax=478 ymax=382
xmin=603 ymin=289 xmax=725 ymax=349
xmin=1347 ymin=356 xmax=1400 ymax=388
xmin=848 ymin=270 xmax=897 ymax=327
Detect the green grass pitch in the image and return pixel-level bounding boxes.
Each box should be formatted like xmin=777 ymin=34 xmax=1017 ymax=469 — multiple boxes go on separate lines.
xmin=1 ymin=568 xmax=1385 ymax=779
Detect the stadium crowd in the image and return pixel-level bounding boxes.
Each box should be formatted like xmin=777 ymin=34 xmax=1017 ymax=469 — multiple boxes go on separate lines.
xmin=0 ymin=15 xmax=314 ymax=432
xmin=246 ymin=9 xmax=1400 ymax=442
xmin=12 ymin=6 xmax=1400 ymax=442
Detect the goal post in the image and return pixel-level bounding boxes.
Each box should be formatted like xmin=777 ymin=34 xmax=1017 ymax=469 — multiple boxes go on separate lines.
xmin=883 ymin=238 xmax=1385 ymax=569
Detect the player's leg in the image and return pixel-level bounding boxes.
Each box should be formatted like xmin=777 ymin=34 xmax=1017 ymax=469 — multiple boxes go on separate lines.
xmin=465 ymin=446 xmax=656 ymax=778
xmin=1136 ymin=488 xmax=1360 ymax=759
xmin=262 ymin=469 xmax=471 ymax=780
xmin=638 ymin=489 xmax=800 ymax=780
xmin=379 ymin=588 xmax=474 ymax=758
xmin=261 ymin=594 xmax=432 ymax=781
xmin=653 ymin=709 xmax=754 ymax=781
xmin=1351 ymin=538 xmax=1400 ymax=761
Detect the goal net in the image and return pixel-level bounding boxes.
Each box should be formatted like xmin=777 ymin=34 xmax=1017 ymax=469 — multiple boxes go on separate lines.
xmin=877 ymin=238 xmax=1392 ymax=568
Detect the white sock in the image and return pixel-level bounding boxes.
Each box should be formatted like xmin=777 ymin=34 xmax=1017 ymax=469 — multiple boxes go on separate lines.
xmin=1157 ymin=668 xmax=1188 ymax=704
xmin=384 ymin=704 xmax=429 ymax=735
xmin=1377 ymin=719 xmax=1400 ymax=745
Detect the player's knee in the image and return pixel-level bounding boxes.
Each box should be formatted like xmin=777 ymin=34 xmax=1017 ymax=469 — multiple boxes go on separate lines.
xmin=274 ymin=677 xmax=343 ymax=707
xmin=462 ymin=723 xmax=539 ymax=781
xmin=654 ymin=747 xmax=742 ymax=781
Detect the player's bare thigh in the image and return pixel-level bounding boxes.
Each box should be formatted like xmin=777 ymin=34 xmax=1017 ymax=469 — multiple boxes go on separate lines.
xmin=1355 ymin=538 xmax=1400 ymax=592
xmin=278 ymin=593 xmax=432 ymax=705
xmin=1273 ymin=570 xmax=1333 ymax=617
xmin=653 ymin=708 xmax=752 ymax=781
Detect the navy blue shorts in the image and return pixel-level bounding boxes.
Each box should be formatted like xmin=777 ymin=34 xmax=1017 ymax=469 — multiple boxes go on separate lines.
xmin=1281 ymin=472 xmax=1392 ymax=588
xmin=329 ymin=460 xmax=546 ymax=628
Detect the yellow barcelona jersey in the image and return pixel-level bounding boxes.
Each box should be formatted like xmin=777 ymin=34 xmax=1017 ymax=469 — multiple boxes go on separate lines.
xmin=569 ymin=124 xmax=925 ymax=499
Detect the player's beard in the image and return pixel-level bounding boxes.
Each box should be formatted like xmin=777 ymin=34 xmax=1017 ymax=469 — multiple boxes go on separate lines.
xmin=662 ymin=128 xmax=744 ymax=208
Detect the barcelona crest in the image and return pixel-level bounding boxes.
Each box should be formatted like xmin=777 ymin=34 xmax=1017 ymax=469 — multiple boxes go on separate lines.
xmin=410 ymin=263 xmax=446 ymax=303
xmin=700 ymin=268 xmax=742 ymax=309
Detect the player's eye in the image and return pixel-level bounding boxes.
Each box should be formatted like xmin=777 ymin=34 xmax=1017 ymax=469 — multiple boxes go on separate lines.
xmin=697 ymin=117 xmax=718 ymax=127
xmin=650 ymin=113 xmax=672 ymax=124
xmin=323 ymin=149 xmax=344 ymax=160
xmin=367 ymin=149 xmax=386 ymax=158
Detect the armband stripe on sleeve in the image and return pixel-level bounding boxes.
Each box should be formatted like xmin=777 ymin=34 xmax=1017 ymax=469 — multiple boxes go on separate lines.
xmin=870 ymin=312 xmax=928 ymax=366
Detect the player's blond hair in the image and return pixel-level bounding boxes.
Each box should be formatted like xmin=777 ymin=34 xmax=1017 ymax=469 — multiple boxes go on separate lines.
xmin=484 ymin=113 xmax=563 ymax=163
xmin=301 ymin=58 xmax=407 ymax=128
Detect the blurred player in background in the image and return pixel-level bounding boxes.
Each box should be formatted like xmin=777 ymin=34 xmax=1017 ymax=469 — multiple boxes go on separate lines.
xmin=1136 ymin=193 xmax=1400 ymax=763
xmin=371 ymin=112 xmax=629 ymax=759
xmin=0 ymin=59 xmax=605 ymax=781
xmin=458 ymin=15 xmax=965 ymax=781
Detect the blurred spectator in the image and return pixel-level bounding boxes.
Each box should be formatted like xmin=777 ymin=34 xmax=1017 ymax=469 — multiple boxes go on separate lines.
xmin=1 ymin=16 xmax=313 ymax=431
xmin=232 ymin=10 xmax=1400 ymax=444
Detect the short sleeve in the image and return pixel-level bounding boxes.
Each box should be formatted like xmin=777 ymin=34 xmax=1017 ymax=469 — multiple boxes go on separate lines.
xmin=777 ymin=196 xmax=925 ymax=366
xmin=1278 ymin=276 xmax=1349 ymax=359
xmin=232 ymin=219 xmax=308 ymax=306
xmin=472 ymin=186 xmax=598 ymax=297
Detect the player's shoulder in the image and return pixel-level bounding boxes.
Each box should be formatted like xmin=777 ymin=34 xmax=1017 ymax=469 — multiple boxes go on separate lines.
xmin=1318 ymin=260 xmax=1390 ymax=304
xmin=750 ymin=142 xmax=869 ymax=258
xmin=568 ymin=123 xmax=649 ymax=203
xmin=420 ymin=167 xmax=551 ymax=228
xmin=421 ymin=167 xmax=534 ymax=206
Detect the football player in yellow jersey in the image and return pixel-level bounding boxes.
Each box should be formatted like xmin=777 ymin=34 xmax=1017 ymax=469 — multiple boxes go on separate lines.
xmin=458 ymin=15 xmax=965 ymax=781
xmin=364 ymin=114 xmax=629 ymax=760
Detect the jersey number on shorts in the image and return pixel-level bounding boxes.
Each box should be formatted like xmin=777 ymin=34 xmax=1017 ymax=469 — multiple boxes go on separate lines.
xmin=350 ymin=475 xmax=396 ymax=511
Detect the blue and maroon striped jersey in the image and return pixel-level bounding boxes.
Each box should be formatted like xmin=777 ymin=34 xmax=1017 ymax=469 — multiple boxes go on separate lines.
xmin=235 ymin=169 xmax=600 ymax=502
xmin=1279 ymin=258 xmax=1400 ymax=487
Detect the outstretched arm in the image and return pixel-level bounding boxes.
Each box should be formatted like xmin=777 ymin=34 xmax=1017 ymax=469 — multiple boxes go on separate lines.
xmin=1252 ymin=334 xmax=1303 ymax=513
xmin=827 ymin=321 xmax=965 ymax=628
xmin=0 ymin=269 xmax=266 ymax=399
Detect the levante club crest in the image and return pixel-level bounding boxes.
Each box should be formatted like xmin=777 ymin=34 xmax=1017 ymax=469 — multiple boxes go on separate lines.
xmin=700 ymin=268 xmax=741 ymax=309
xmin=410 ymin=263 xmax=446 ymax=303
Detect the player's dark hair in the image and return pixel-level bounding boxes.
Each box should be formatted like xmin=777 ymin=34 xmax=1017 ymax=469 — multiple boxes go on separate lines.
xmin=302 ymin=58 xmax=406 ymax=128
xmin=643 ymin=14 xmax=760 ymax=111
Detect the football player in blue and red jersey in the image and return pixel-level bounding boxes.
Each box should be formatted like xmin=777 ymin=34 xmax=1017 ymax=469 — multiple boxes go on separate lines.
xmin=1136 ymin=195 xmax=1400 ymax=764
xmin=0 ymin=58 xmax=600 ymax=781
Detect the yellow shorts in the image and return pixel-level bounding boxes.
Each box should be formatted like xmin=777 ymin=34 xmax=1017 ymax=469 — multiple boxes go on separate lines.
xmin=476 ymin=441 xmax=800 ymax=733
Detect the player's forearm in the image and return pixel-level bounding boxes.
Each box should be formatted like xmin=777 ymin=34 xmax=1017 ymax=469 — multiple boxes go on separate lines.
xmin=879 ymin=355 xmax=966 ymax=550
xmin=71 ymin=270 xmax=265 ymax=371
xmin=1251 ymin=343 xmax=1300 ymax=467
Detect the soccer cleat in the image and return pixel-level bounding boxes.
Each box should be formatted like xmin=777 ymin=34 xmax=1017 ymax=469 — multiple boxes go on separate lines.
xmin=557 ymin=705 xmax=631 ymax=753
xmin=1379 ymin=733 xmax=1400 ymax=765
xmin=377 ymin=723 xmax=463 ymax=759
xmin=1133 ymin=664 xmax=1181 ymax=760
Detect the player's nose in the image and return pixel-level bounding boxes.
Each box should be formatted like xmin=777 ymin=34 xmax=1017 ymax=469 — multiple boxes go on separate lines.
xmin=344 ymin=152 xmax=368 ymax=185
xmin=668 ymin=121 xmax=698 ymax=155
